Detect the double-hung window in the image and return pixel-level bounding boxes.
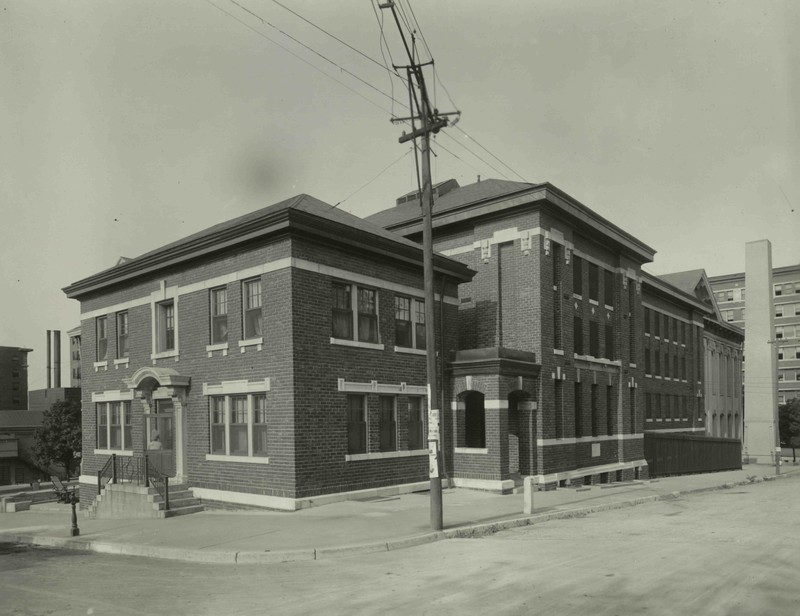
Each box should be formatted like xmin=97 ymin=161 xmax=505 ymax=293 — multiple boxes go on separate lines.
xmin=96 ymin=402 xmax=132 ymax=451
xmin=395 ymin=296 xmax=426 ymax=350
xmin=242 ymin=278 xmax=262 ymax=339
xmin=332 ymin=282 xmax=379 ymax=344
xmin=407 ymin=397 xmax=425 ymax=450
xmin=96 ymin=316 xmax=108 ymax=361
xmin=210 ymin=287 xmax=228 ymax=344
xmin=156 ymin=301 xmax=176 ymax=352
xmin=117 ymin=312 xmax=129 ymax=358
xmin=208 ymin=393 xmax=269 ymax=459
xmin=379 ymin=396 xmax=397 ymax=452
xmin=347 ymin=395 xmax=367 ymax=454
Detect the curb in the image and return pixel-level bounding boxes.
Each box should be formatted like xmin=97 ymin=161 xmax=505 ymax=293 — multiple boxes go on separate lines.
xmin=0 ymin=473 xmax=791 ymax=564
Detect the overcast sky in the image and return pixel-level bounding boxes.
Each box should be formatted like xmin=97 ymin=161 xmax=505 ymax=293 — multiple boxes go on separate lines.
xmin=2 ymin=0 xmax=797 ymax=390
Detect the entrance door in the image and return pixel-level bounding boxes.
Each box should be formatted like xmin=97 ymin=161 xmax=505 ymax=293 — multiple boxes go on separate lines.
xmin=146 ymin=399 xmax=176 ymax=477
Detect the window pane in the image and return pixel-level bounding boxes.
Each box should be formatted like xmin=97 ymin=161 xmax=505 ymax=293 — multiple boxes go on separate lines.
xmin=229 ymin=396 xmax=248 ymax=455
xmin=379 ymin=397 xmax=396 ymax=452
xmin=347 ymin=395 xmax=366 ymax=454
xmin=407 ymin=398 xmax=424 ymax=450
xmin=123 ymin=402 xmax=131 ymax=449
xmin=117 ymin=312 xmax=129 ymax=358
xmin=97 ymin=317 xmax=108 ymax=360
xmin=211 ymin=289 xmax=228 ymax=344
xmin=395 ymin=296 xmax=412 ymax=347
xmin=332 ymin=283 xmax=353 ymax=339
xmin=244 ymin=279 xmax=263 ymax=338
xmin=253 ymin=395 xmax=268 ymax=456
xmin=210 ymin=397 xmax=226 ymax=455
xmin=414 ymin=300 xmax=426 ymax=350
xmin=97 ymin=404 xmax=108 ymax=448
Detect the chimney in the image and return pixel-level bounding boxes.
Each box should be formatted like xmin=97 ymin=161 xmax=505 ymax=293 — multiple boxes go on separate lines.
xmin=46 ymin=330 xmax=52 ymax=388
xmin=53 ymin=330 xmax=61 ymax=388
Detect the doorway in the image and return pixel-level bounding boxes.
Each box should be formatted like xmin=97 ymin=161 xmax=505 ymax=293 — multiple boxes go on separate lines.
xmin=146 ymin=398 xmax=176 ymax=477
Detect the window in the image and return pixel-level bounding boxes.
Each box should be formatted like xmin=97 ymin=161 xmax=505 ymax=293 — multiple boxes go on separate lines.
xmin=654 ymin=350 xmax=661 ymax=375
xmin=332 ymin=283 xmax=379 ymax=344
xmin=654 ymin=312 xmax=660 ymax=338
xmin=776 ymin=327 xmax=784 ymax=340
xmin=589 ymin=321 xmax=600 ymax=357
xmin=554 ymin=381 xmax=564 ymax=439
xmin=574 ymin=383 xmax=583 ymax=438
xmin=156 ymin=301 xmax=175 ymax=352
xmin=242 ymin=279 xmax=263 ymax=339
xmin=672 ymin=319 xmax=677 ymax=341
xmin=605 ymin=324 xmax=615 ymax=361
xmin=395 ymin=296 xmax=425 ymax=349
xmin=210 ymin=287 xmax=228 ymax=344
xmin=573 ymin=257 xmax=583 ymax=296
xmin=379 ymin=396 xmax=397 ymax=452
xmin=574 ymin=317 xmax=584 ymax=355
xmin=776 ymin=305 xmax=784 ymax=318
xmin=347 ymin=395 xmax=367 ymax=454
xmin=208 ymin=394 xmax=269 ymax=458
xmin=604 ymin=269 xmax=614 ymax=307
xmin=252 ymin=394 xmax=268 ymax=456
xmin=96 ymin=316 xmax=108 ymax=361
xmin=715 ymin=291 xmax=725 ymax=303
xmin=645 ymin=348 xmax=651 ymax=374
xmin=96 ymin=402 xmax=132 ymax=451
xmin=590 ymin=384 xmax=599 ymax=437
xmin=726 ymin=290 xmax=733 ymax=302
xmin=606 ymin=385 xmax=614 ymax=435
xmin=408 ymin=397 xmax=425 ymax=450
xmin=588 ymin=263 xmax=599 ymax=302
xmin=775 ymin=285 xmax=782 ymax=297
xmin=644 ymin=308 xmax=651 ymax=335
xmin=117 ymin=312 xmax=129 ymax=358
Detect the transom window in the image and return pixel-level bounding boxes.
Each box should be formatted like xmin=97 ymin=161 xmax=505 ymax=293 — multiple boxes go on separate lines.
xmin=209 ymin=394 xmax=268 ymax=458
xmin=332 ymin=282 xmax=379 ymax=343
xmin=242 ymin=278 xmax=263 ymax=339
xmin=210 ymin=287 xmax=228 ymax=344
xmin=395 ymin=296 xmax=426 ymax=349
xmin=96 ymin=402 xmax=132 ymax=451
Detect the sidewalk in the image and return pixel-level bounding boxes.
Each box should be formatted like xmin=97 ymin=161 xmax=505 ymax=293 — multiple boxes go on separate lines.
xmin=1 ymin=465 xmax=797 ymax=565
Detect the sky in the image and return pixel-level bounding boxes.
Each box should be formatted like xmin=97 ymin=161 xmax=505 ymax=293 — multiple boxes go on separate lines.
xmin=1 ymin=0 xmax=798 ymax=390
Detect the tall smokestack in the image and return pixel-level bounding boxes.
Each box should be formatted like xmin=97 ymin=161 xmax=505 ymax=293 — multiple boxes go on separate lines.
xmin=46 ymin=330 xmax=52 ymax=389
xmin=53 ymin=330 xmax=61 ymax=388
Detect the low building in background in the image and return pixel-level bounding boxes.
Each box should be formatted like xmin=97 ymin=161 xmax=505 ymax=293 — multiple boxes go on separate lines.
xmin=0 ymin=410 xmax=45 ymax=485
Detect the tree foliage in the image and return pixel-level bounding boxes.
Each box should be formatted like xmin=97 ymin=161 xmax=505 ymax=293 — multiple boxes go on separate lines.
xmin=33 ymin=398 xmax=82 ymax=479
xmin=778 ymin=398 xmax=800 ymax=449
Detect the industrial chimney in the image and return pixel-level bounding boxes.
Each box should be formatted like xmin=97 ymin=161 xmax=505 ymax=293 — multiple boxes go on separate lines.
xmin=53 ymin=330 xmax=61 ymax=388
xmin=46 ymin=330 xmax=52 ymax=388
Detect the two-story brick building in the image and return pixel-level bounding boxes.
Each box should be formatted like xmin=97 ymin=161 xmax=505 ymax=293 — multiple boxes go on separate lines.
xmin=64 ymin=195 xmax=473 ymax=510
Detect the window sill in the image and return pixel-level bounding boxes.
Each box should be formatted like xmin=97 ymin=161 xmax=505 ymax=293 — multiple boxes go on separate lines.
xmin=93 ymin=361 xmax=108 ymax=372
xmin=629 ymin=363 xmax=637 ymax=368
xmin=151 ymin=350 xmax=179 ymax=361
xmin=206 ymin=342 xmax=229 ymax=357
xmin=93 ymin=449 xmax=135 ymax=456
xmin=553 ymin=349 xmax=565 ymax=356
xmin=589 ymin=299 xmax=599 ymax=306
xmin=454 ymin=447 xmax=488 ymax=455
xmin=345 ymin=449 xmax=428 ymax=462
xmin=573 ymin=293 xmax=583 ymax=300
xmin=604 ymin=305 xmax=614 ymax=311
xmin=238 ymin=337 xmax=264 ymax=353
xmin=395 ymin=346 xmax=426 ymax=356
xmin=330 ymin=338 xmax=384 ymax=351
xmin=113 ymin=358 xmax=130 ymax=369
xmin=205 ymin=454 xmax=270 ymax=464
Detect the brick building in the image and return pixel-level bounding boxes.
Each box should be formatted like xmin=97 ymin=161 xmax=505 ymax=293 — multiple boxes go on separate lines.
xmin=64 ymin=195 xmax=472 ymax=509
xmin=67 ymin=325 xmax=82 ymax=387
xmin=368 ymin=179 xmax=738 ymax=488
xmin=0 ymin=347 xmax=32 ymax=411
xmin=709 ymin=263 xmax=800 ymax=406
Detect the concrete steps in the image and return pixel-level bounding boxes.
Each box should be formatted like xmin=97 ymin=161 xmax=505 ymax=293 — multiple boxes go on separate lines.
xmin=88 ymin=482 xmax=204 ymax=519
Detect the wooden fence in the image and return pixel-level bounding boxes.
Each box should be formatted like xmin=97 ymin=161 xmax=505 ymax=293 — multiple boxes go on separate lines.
xmin=644 ymin=432 xmax=741 ymax=477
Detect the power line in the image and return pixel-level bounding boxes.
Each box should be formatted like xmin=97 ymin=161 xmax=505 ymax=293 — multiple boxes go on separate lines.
xmin=205 ymin=0 xmax=395 ymax=116
xmin=452 ymin=125 xmax=530 ymax=183
xmin=333 ymin=147 xmax=413 ymax=209
xmin=227 ymin=0 xmax=408 ymax=111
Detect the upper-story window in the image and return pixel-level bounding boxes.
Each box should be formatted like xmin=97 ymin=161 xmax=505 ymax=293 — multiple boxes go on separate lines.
xmin=156 ymin=301 xmax=175 ymax=352
xmin=96 ymin=316 xmax=108 ymax=361
xmin=573 ymin=257 xmax=583 ymax=296
xmin=395 ymin=296 xmax=425 ymax=350
xmin=588 ymin=263 xmax=599 ymax=302
xmin=117 ymin=312 xmax=129 ymax=358
xmin=332 ymin=282 xmax=379 ymax=344
xmin=726 ymin=290 xmax=734 ymax=302
xmin=210 ymin=287 xmax=228 ymax=344
xmin=604 ymin=269 xmax=614 ymax=307
xmin=242 ymin=278 xmax=263 ymax=339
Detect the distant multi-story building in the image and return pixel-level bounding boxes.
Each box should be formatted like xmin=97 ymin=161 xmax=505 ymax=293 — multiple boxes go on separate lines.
xmin=0 ymin=347 xmax=32 ymax=410
xmin=709 ymin=264 xmax=800 ymax=405
xmin=67 ymin=326 xmax=81 ymax=387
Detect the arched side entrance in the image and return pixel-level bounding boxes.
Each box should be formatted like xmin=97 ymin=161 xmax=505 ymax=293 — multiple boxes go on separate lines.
xmin=124 ymin=367 xmax=191 ymax=482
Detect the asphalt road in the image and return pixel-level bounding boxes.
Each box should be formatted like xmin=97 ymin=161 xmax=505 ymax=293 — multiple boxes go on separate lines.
xmin=2 ymin=474 xmax=798 ymax=616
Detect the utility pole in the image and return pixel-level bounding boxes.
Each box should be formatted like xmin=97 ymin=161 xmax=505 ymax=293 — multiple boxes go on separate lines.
xmin=379 ymin=1 xmax=458 ymax=531
xmin=768 ymin=338 xmax=782 ymax=475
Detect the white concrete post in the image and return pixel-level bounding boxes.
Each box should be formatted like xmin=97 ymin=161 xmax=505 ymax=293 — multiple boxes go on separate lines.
xmin=523 ymin=476 xmax=535 ymax=514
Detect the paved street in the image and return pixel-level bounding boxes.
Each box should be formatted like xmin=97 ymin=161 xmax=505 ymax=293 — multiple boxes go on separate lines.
xmin=2 ymin=473 xmax=798 ymax=616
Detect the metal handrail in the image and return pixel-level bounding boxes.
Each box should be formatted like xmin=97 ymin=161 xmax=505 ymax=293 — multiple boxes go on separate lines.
xmin=144 ymin=454 xmax=170 ymax=510
xmin=96 ymin=453 xmax=117 ymax=495
xmin=95 ymin=452 xmax=169 ymax=510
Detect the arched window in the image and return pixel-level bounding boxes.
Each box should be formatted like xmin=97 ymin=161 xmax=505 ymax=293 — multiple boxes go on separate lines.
xmin=465 ymin=391 xmax=486 ymax=448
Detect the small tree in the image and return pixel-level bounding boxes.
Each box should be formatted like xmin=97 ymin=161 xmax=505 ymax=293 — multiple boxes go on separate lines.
xmin=33 ymin=399 xmax=82 ymax=479
xmin=778 ymin=398 xmax=800 ymax=463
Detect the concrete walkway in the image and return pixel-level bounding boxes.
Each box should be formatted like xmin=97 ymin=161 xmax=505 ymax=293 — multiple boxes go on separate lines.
xmin=1 ymin=465 xmax=796 ymax=564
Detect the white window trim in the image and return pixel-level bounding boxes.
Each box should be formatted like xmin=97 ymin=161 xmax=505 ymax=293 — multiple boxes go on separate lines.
xmin=345 ymin=449 xmax=428 ymax=462
xmin=331 ymin=282 xmax=381 ymax=347
xmin=206 ymin=342 xmax=229 ymax=357
xmin=239 ymin=337 xmax=264 ymax=352
xmin=209 ymin=286 xmax=229 ymax=346
xmin=395 ymin=295 xmax=426 ymax=351
xmin=206 ymin=391 xmax=270 ymax=462
xmin=95 ymin=399 xmax=133 ymax=453
xmin=331 ymin=337 xmax=385 ymax=351
xmin=150 ymin=285 xmax=179 ymax=360
xmin=395 ymin=346 xmax=426 ymax=356
xmin=454 ymin=447 xmax=489 ymax=455
xmin=242 ymin=278 xmax=264 ymax=341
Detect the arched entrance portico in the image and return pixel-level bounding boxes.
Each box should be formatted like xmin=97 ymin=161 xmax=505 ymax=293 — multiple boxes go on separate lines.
xmin=124 ymin=367 xmax=191 ymax=483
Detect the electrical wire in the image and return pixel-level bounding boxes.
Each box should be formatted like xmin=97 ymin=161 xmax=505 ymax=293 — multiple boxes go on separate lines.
xmin=332 ymin=147 xmax=413 ymax=209
xmin=452 ymin=125 xmax=530 ymax=183
xmin=205 ymin=0 xmax=396 ymax=116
